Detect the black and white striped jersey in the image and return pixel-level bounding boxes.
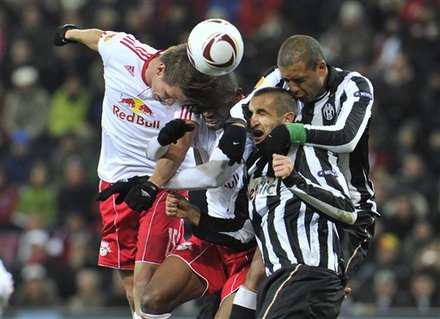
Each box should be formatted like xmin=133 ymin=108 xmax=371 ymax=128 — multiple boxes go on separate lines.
xmin=231 ymin=66 xmax=378 ymax=216
xmin=246 ymin=145 xmax=355 ymax=276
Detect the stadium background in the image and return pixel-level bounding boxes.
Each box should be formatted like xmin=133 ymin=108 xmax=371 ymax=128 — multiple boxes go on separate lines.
xmin=0 ymin=0 xmax=438 ymax=318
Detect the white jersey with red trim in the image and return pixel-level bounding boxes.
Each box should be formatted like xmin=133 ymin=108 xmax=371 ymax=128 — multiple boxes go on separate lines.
xmin=96 ymin=31 xmax=199 ymax=182
xmin=193 ymin=122 xmax=253 ymax=219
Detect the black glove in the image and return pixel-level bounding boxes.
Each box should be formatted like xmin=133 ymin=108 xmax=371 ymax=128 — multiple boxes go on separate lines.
xmin=53 ymin=24 xmax=80 ymax=46
xmin=218 ymin=124 xmax=247 ymax=166
xmin=124 ymin=181 xmax=160 ymax=212
xmin=258 ymin=124 xmax=291 ymax=158
xmin=96 ymin=175 xmax=149 ymax=204
xmin=158 ymin=119 xmax=195 ymax=146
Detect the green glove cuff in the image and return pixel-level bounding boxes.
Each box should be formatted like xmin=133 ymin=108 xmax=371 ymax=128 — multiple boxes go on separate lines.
xmin=285 ymin=123 xmax=306 ymax=144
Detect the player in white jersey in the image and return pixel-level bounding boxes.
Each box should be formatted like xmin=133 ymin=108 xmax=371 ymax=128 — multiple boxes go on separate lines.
xmin=53 ymin=24 xmax=218 ymax=319
xmin=137 ymin=73 xmax=257 ymax=319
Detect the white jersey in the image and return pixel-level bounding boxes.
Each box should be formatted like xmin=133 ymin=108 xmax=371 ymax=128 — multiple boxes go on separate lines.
xmin=193 ymin=121 xmax=253 ymax=219
xmin=97 ymin=31 xmax=198 ymax=182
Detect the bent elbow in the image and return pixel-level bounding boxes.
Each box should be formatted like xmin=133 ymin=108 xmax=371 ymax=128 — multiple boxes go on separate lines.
xmin=342 ymin=211 xmax=357 ymax=225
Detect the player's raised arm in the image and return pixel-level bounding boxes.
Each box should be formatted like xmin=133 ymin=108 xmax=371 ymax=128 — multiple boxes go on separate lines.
xmin=53 ymin=24 xmax=103 ymax=51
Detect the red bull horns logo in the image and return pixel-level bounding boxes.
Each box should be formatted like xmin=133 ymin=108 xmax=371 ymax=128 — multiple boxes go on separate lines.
xmin=120 ymin=97 xmax=153 ymax=116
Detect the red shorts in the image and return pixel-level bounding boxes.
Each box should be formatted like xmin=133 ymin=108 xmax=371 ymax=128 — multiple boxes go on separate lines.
xmin=98 ymin=180 xmax=186 ymax=270
xmin=169 ymin=236 xmax=255 ymax=302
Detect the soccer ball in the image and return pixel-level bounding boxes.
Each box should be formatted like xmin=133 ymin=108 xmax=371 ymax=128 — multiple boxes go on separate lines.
xmin=187 ymin=19 xmax=244 ymax=76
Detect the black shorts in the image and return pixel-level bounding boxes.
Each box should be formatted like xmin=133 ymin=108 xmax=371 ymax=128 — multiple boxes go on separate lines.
xmin=256 ymin=264 xmax=344 ymax=319
xmin=338 ymin=211 xmax=376 ymax=284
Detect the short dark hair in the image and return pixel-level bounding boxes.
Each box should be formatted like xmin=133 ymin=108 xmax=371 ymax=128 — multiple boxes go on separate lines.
xmin=252 ymin=87 xmax=298 ymax=115
xmin=277 ymin=35 xmax=324 ymax=70
xmin=160 ymin=44 xmax=217 ymax=107
xmin=195 ymin=72 xmax=240 ymax=113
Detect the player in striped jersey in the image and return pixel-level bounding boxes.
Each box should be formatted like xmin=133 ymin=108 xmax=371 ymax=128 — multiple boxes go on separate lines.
xmin=53 ymin=24 xmax=217 ymax=319
xmin=247 ymin=87 xmax=355 ymax=318
xmin=220 ymin=35 xmax=378 ymax=289
xmin=163 ymin=87 xmax=357 ymax=318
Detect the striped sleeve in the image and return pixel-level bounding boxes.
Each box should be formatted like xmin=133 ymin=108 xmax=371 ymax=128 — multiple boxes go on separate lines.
xmin=282 ymin=171 xmax=356 ymax=225
xmin=304 ymin=73 xmax=374 ymax=153
xmin=283 ymin=153 xmax=357 ymax=224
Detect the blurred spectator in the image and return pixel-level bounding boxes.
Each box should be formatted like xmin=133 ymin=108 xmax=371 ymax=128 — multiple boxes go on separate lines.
xmin=352 ymin=233 xmax=411 ymax=304
xmin=406 ymin=271 xmax=440 ymax=311
xmin=2 ymin=66 xmax=50 ymax=143
xmin=395 ymin=152 xmax=435 ymax=204
xmin=372 ymin=270 xmax=407 ymax=314
xmin=13 ymin=4 xmax=53 ymax=73
xmin=50 ymin=132 xmax=97 ymax=186
xmin=67 ymin=268 xmax=106 ymax=311
xmin=16 ymin=229 xmax=50 ymax=267
xmin=15 ymin=161 xmax=56 ymax=229
xmin=50 ymin=213 xmax=95 ymax=299
xmin=10 ymin=263 xmax=60 ymax=308
xmin=1 ymin=38 xmax=35 ymax=88
xmin=319 ymin=0 xmax=374 ymax=68
xmin=47 ymin=73 xmax=92 ymax=139
xmin=2 ymin=131 xmax=35 ymax=185
xmin=375 ymin=52 xmax=417 ymax=127
xmin=382 ymin=191 xmax=428 ymax=240
xmin=55 ymin=156 xmax=97 ymax=227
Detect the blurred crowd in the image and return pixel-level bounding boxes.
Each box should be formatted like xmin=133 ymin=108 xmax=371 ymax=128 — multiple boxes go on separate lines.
xmin=0 ymin=0 xmax=439 ymax=317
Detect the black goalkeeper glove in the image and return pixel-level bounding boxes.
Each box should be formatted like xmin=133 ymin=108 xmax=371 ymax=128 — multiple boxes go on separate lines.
xmin=258 ymin=124 xmax=291 ymax=158
xmin=218 ymin=124 xmax=247 ymax=166
xmin=124 ymin=181 xmax=160 ymax=212
xmin=53 ymin=24 xmax=80 ymax=46
xmin=96 ymin=175 xmax=149 ymax=204
xmin=158 ymin=119 xmax=195 ymax=146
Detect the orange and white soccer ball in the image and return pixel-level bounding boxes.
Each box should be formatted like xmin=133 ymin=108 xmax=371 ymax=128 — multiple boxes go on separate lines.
xmin=187 ymin=19 xmax=244 ymax=76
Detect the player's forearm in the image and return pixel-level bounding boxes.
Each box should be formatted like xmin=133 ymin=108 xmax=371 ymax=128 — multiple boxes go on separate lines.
xmin=149 ymin=133 xmax=193 ymax=187
xmin=163 ymin=160 xmax=239 ymax=190
xmin=65 ymin=28 xmax=103 ymax=51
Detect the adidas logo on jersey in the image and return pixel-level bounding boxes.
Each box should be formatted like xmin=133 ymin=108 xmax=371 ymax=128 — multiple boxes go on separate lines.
xmin=125 ymin=65 xmax=135 ymax=77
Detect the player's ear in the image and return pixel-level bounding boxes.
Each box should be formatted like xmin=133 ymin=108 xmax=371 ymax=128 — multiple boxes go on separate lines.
xmin=284 ymin=112 xmax=295 ymax=123
xmin=157 ymin=62 xmax=166 ymax=76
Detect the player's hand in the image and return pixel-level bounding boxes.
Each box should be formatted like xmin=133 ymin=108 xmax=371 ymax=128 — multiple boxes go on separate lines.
xmin=218 ymin=124 xmax=246 ymax=166
xmin=124 ymin=181 xmax=159 ymax=212
xmin=272 ymin=154 xmax=293 ymax=179
xmin=166 ymin=192 xmax=200 ymax=225
xmin=258 ymin=124 xmax=291 ymax=158
xmin=53 ymin=24 xmax=80 ymax=46
xmin=158 ymin=119 xmax=195 ymax=146
xmin=166 ymin=192 xmax=189 ymax=218
xmin=96 ymin=175 xmax=149 ymax=204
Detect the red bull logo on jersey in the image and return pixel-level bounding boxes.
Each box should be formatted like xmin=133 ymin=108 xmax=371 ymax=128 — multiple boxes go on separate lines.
xmin=120 ymin=96 xmax=153 ymax=116
xmin=113 ymin=105 xmax=160 ymax=129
